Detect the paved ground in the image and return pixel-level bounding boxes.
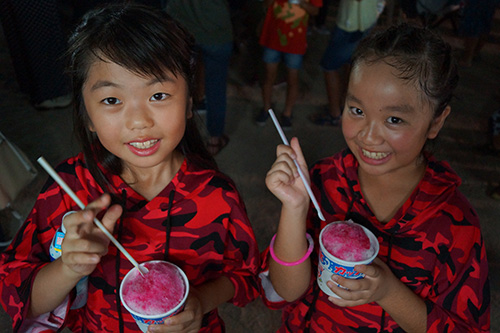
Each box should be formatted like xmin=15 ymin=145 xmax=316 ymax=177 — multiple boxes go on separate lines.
xmin=0 ymin=3 xmax=499 ymax=332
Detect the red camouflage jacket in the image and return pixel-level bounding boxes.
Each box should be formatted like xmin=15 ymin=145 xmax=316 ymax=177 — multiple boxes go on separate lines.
xmin=0 ymin=153 xmax=260 ymax=332
xmin=260 ymin=149 xmax=490 ymax=332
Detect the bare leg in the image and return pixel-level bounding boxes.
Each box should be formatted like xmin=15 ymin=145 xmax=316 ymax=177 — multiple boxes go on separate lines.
xmin=323 ymin=69 xmax=342 ymax=118
xmin=283 ymin=68 xmax=299 ymax=117
xmin=262 ymin=62 xmax=278 ymax=110
xmin=460 ymin=36 xmax=478 ymax=67
xmin=473 ymin=33 xmax=489 ymax=59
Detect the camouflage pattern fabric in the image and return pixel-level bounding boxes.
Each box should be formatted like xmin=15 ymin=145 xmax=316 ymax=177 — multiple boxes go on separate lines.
xmin=0 ymin=153 xmax=260 ymax=332
xmin=260 ymin=149 xmax=490 ymax=332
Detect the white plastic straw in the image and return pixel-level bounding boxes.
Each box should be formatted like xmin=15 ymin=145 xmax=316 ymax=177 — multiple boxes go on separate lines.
xmin=268 ymin=109 xmax=326 ymax=221
xmin=37 ymin=157 xmax=148 ymax=276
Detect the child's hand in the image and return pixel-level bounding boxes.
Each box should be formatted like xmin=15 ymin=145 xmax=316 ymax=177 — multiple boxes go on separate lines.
xmin=60 ymin=194 xmax=122 ymax=279
xmin=147 ymin=291 xmax=203 ymax=333
xmin=326 ymin=258 xmax=398 ymax=306
xmin=265 ymin=137 xmax=310 ymax=209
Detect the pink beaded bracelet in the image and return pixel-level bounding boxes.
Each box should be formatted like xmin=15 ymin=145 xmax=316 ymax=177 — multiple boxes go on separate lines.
xmin=269 ymin=233 xmax=314 ymax=266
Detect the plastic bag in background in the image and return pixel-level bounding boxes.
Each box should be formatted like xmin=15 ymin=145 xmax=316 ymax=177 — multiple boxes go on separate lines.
xmin=0 ymin=131 xmax=37 ymax=210
xmin=0 ymin=131 xmax=38 ymax=246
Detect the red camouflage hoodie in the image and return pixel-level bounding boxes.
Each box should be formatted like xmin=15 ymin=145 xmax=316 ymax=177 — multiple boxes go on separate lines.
xmin=260 ymin=149 xmax=490 ymax=332
xmin=0 ymin=153 xmax=260 ymax=332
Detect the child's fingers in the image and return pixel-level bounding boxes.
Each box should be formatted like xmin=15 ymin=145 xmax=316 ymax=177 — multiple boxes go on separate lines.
xmin=71 ymin=236 xmax=108 ymax=254
xmin=61 ymin=235 xmax=108 ymax=276
xmin=289 ymin=137 xmax=309 ymax=179
xmin=64 ymin=194 xmax=112 ymax=236
xmin=327 ymin=278 xmax=369 ymax=306
xmin=275 ymin=143 xmax=296 ymax=160
xmin=269 ymin=154 xmax=298 ymax=178
xmin=100 ymin=204 xmax=122 ymax=234
xmin=289 ymin=137 xmax=303 ymax=160
xmin=354 ymin=258 xmax=385 ymax=280
xmin=63 ymin=250 xmax=101 ymax=266
xmin=266 ymin=168 xmax=294 ymax=188
xmin=81 ymin=194 xmax=112 ymax=235
xmin=274 ymin=145 xmax=298 ymax=172
xmin=329 ymin=275 xmax=367 ymax=297
xmin=167 ymin=310 xmax=196 ymax=329
xmin=63 ymin=210 xmax=94 ymax=238
xmin=326 ymin=279 xmax=351 ymax=300
xmin=84 ymin=193 xmax=112 ymax=217
xmin=147 ymin=310 xmax=198 ymax=332
xmin=328 ymin=276 xmax=351 ymax=292
xmin=353 ymin=263 xmax=375 ymax=277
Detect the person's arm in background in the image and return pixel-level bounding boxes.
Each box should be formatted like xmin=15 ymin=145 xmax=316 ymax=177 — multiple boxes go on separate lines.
xmin=298 ymin=0 xmax=320 ymax=16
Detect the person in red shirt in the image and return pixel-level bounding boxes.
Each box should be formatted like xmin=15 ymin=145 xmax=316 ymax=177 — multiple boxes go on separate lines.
xmin=261 ymin=24 xmax=490 ymax=332
xmin=255 ymin=0 xmax=322 ymax=129
xmin=0 ymin=4 xmax=260 ymax=332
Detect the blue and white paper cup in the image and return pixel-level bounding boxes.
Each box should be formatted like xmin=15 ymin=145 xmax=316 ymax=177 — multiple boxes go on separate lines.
xmin=119 ymin=260 xmax=189 ymax=332
xmin=317 ymin=221 xmax=379 ymax=298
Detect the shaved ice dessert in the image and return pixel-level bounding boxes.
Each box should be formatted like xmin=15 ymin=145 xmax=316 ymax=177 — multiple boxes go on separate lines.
xmin=317 ymin=220 xmax=379 ymax=297
xmin=321 ymin=220 xmax=375 ymax=261
xmin=122 ymin=261 xmax=185 ymax=315
xmin=120 ymin=260 xmax=189 ymax=332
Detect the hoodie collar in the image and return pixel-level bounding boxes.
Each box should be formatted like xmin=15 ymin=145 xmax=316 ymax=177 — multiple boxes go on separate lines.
xmin=343 ymin=150 xmax=461 ymax=234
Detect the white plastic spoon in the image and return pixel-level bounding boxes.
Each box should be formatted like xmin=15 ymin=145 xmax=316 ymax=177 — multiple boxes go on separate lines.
xmin=268 ymin=109 xmax=326 ymax=221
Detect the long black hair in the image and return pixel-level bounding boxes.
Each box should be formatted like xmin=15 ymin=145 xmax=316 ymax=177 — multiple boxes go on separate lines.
xmin=67 ymin=3 xmax=216 ymax=192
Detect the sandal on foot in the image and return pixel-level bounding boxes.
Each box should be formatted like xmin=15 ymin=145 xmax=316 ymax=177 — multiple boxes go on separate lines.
xmin=207 ymin=135 xmax=229 ymax=156
xmin=309 ymin=110 xmax=341 ymax=126
xmin=280 ymin=114 xmax=292 ymax=130
xmin=255 ymin=109 xmax=269 ymax=126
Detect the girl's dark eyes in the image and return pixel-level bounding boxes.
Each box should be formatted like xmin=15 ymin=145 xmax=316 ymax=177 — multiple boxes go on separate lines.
xmin=349 ymin=107 xmax=363 ymax=115
xmin=151 ymin=93 xmax=167 ymax=101
xmin=387 ymin=116 xmax=403 ymax=124
xmin=347 ymin=107 xmax=404 ymax=125
xmin=100 ymin=93 xmax=168 ymax=105
xmin=102 ymin=97 xmax=120 ymax=105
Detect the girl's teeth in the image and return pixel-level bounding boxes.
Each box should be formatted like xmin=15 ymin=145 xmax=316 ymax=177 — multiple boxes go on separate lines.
xmin=362 ymin=149 xmax=388 ymax=160
xmin=129 ymin=140 xmax=158 ymax=149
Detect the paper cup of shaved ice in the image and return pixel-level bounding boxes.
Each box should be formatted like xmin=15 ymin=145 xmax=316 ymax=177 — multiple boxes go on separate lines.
xmin=317 ymin=220 xmax=379 ymax=298
xmin=120 ymin=260 xmax=189 ymax=332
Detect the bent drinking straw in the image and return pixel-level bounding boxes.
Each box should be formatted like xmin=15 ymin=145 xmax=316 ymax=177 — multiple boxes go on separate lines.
xmin=37 ymin=157 xmax=148 ymax=277
xmin=268 ymin=109 xmax=326 ymax=221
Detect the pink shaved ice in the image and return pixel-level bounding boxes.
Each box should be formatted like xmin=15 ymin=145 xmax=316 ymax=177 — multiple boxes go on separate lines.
xmin=322 ymin=221 xmax=374 ymax=262
xmin=122 ymin=262 xmax=185 ymax=316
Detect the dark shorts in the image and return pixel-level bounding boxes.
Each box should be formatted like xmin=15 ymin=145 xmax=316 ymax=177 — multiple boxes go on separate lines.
xmin=458 ymin=0 xmax=498 ymax=37
xmin=320 ymin=26 xmax=372 ymax=71
xmin=262 ymin=47 xmax=303 ymax=69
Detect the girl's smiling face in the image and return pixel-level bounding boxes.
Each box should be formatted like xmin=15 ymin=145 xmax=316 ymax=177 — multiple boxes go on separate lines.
xmin=342 ymin=60 xmax=450 ymax=182
xmin=82 ymin=59 xmax=191 ymax=176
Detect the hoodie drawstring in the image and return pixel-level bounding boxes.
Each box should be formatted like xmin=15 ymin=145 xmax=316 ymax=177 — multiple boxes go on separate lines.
xmin=114 ymin=189 xmax=175 ymax=332
xmin=163 ymin=190 xmax=175 ymax=261
xmin=345 ymin=191 xmax=397 ymax=332
xmin=302 ymin=192 xmax=361 ymax=331
xmin=379 ymin=232 xmax=395 ymax=332
xmin=115 ymin=189 xmax=127 ymax=333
